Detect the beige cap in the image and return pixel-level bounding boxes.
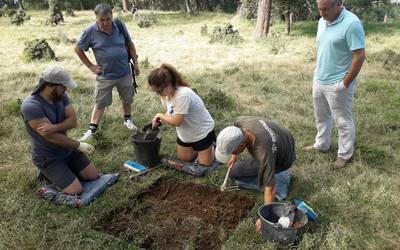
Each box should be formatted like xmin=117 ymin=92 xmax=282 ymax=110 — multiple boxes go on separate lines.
xmin=215 ymin=126 xmax=244 ymax=163
xmin=42 ymin=65 xmax=77 ymax=89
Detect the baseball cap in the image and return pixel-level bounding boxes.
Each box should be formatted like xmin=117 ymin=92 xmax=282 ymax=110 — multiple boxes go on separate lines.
xmin=42 ymin=65 xmax=77 ymax=89
xmin=215 ymin=126 xmax=244 ymax=163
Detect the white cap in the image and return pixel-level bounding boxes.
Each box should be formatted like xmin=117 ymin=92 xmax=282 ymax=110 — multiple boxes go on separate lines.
xmin=42 ymin=65 xmax=77 ymax=89
xmin=215 ymin=126 xmax=244 ymax=163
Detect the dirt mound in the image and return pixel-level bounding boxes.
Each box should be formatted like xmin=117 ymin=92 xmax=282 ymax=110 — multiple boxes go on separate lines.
xmin=93 ymin=177 xmax=254 ymax=249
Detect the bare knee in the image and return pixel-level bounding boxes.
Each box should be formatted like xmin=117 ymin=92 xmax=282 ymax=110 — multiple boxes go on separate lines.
xmin=62 ymin=178 xmax=83 ymax=195
xmin=79 ymin=163 xmax=99 ymax=181
xmin=197 ymin=147 xmax=215 ymax=167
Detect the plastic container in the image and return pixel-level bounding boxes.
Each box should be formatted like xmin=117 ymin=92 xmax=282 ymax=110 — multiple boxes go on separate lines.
xmin=294 ymin=198 xmax=318 ymax=222
xmin=132 ymin=130 xmax=161 ymax=167
xmin=258 ymin=202 xmax=308 ymax=245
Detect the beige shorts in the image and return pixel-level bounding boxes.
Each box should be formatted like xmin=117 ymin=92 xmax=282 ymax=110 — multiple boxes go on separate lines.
xmin=94 ymin=74 xmax=134 ymax=109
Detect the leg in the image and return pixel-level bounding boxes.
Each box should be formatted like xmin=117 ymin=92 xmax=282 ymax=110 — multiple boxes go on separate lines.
xmin=68 ymin=150 xmax=99 ymax=181
xmin=78 ymin=163 xmax=99 ymax=181
xmin=92 ymin=79 xmax=114 ymax=125
xmin=35 ymin=158 xmax=82 ymax=195
xmin=62 ymin=178 xmax=84 ymax=195
xmin=90 ymin=106 xmax=105 ymax=125
xmin=192 ymin=130 xmax=216 ymax=166
xmin=197 ymin=145 xmax=214 ymax=166
xmin=177 ymin=144 xmax=197 ymax=162
xmin=116 ymin=75 xmax=134 ymax=117
xmin=122 ymin=102 xmax=131 ymax=116
xmin=313 ymin=80 xmax=333 ymax=151
xmin=329 ymin=81 xmax=356 ymax=160
xmin=229 ymin=159 xmax=259 ymax=178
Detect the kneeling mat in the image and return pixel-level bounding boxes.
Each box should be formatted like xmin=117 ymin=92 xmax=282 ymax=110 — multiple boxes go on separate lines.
xmin=37 ymin=173 xmax=120 ymax=208
xmin=233 ymin=170 xmax=291 ymax=201
xmin=162 ymin=158 xmax=220 ymax=177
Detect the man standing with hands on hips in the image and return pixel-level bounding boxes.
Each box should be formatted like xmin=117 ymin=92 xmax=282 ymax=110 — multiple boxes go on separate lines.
xmin=74 ymin=3 xmax=140 ymax=141
xmin=305 ymin=0 xmax=366 ymax=169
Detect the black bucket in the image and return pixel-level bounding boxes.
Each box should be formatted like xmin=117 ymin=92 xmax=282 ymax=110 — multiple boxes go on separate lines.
xmin=132 ymin=130 xmax=161 ymax=167
xmin=258 ymin=202 xmax=308 ymax=245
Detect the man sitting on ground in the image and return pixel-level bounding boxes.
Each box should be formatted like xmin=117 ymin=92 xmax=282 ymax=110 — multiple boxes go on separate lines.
xmin=21 ymin=65 xmax=99 ymax=195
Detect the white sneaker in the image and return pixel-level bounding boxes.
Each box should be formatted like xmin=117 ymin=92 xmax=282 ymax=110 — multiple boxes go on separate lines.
xmin=79 ymin=129 xmax=94 ymax=142
xmin=124 ymin=119 xmax=138 ymax=130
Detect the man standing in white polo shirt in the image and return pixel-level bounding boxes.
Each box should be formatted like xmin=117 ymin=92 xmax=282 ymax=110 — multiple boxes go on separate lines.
xmin=305 ymin=0 xmax=366 ymax=169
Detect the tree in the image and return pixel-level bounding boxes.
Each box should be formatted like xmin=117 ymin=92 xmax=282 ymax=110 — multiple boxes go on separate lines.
xmin=255 ymin=0 xmax=272 ymax=38
xmin=185 ymin=0 xmax=193 ymax=14
xmin=122 ymin=0 xmax=130 ymax=11
xmin=48 ymin=0 xmax=63 ymax=25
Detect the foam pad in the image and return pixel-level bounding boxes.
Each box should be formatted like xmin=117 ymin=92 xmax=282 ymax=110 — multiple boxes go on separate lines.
xmin=233 ymin=170 xmax=291 ymax=201
xmin=162 ymin=158 xmax=220 ymax=177
xmin=37 ymin=173 xmax=120 ymax=208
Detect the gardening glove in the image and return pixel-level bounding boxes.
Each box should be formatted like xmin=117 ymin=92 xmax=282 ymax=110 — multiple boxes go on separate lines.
xmin=77 ymin=142 xmax=95 ymax=155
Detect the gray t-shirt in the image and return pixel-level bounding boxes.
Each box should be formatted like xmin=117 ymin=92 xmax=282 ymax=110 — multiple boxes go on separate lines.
xmin=76 ymin=21 xmax=131 ymax=79
xmin=234 ymin=116 xmax=296 ymax=187
xmin=21 ymin=94 xmax=72 ymax=164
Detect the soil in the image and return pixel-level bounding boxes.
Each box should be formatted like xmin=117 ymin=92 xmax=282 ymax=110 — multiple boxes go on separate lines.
xmin=93 ymin=177 xmax=255 ymax=249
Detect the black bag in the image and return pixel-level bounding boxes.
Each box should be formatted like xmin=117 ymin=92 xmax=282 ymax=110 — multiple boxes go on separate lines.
xmin=115 ymin=18 xmax=138 ymax=94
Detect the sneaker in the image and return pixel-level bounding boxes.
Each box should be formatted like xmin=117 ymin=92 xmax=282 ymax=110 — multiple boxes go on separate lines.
xmin=303 ymin=145 xmax=329 ymax=153
xmin=124 ymin=119 xmax=138 ymax=130
xmin=79 ymin=129 xmax=94 ymax=142
xmin=334 ymin=156 xmax=352 ymax=169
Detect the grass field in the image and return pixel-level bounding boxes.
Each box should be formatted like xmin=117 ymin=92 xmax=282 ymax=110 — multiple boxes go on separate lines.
xmin=0 ymin=9 xmax=399 ymax=249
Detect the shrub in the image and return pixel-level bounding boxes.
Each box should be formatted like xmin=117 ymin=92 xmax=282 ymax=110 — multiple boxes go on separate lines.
xmin=136 ymin=14 xmax=157 ymax=28
xmin=48 ymin=0 xmax=64 ymax=25
xmin=10 ymin=9 xmax=30 ymax=25
xmin=22 ymin=39 xmax=56 ymax=62
xmin=64 ymin=1 xmax=75 ymax=17
xmin=200 ymin=24 xmax=208 ymax=36
xmin=203 ymin=88 xmax=234 ymax=112
xmin=368 ymin=49 xmax=400 ymax=71
xmin=2 ymin=99 xmax=22 ymax=116
xmin=209 ymin=23 xmax=243 ymax=45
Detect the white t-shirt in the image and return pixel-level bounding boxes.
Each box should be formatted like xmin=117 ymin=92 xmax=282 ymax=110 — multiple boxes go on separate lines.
xmin=161 ymin=86 xmax=214 ymax=143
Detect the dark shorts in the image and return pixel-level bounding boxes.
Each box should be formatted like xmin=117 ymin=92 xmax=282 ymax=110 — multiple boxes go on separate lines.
xmin=33 ymin=150 xmax=91 ymax=190
xmin=176 ymin=130 xmax=216 ymax=152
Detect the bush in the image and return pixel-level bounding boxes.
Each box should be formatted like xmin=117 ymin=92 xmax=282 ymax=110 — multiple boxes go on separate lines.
xmin=368 ymin=49 xmax=400 ymax=71
xmin=48 ymin=0 xmax=64 ymax=25
xmin=200 ymin=24 xmax=208 ymax=36
xmin=64 ymin=1 xmax=75 ymax=17
xmin=22 ymin=39 xmax=56 ymax=62
xmin=238 ymin=0 xmax=258 ymax=19
xmin=209 ymin=23 xmax=243 ymax=45
xmin=10 ymin=9 xmax=30 ymax=25
xmin=203 ymin=88 xmax=235 ymax=112
xmin=136 ymin=14 xmax=157 ymax=28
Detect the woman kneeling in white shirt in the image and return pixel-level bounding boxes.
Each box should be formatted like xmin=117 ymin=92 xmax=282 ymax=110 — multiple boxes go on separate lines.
xmin=148 ymin=64 xmax=215 ymax=166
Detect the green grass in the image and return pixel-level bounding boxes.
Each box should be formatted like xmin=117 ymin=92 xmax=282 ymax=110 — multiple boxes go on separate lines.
xmin=1 ymin=10 xmax=400 ymax=249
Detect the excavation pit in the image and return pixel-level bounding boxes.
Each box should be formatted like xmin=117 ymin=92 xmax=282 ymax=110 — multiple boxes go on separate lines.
xmin=93 ymin=177 xmax=254 ymax=249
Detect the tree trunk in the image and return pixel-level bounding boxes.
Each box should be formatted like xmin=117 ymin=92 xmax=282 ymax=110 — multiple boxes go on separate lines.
xmin=80 ymin=0 xmax=83 ymax=10
xmin=122 ymin=0 xmax=130 ymax=12
xmin=18 ymin=0 xmax=24 ymax=10
xmin=383 ymin=11 xmax=388 ymax=23
xmin=285 ymin=11 xmax=292 ymax=35
xmin=255 ymin=0 xmax=272 ymax=38
xmin=185 ymin=0 xmax=193 ymax=14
